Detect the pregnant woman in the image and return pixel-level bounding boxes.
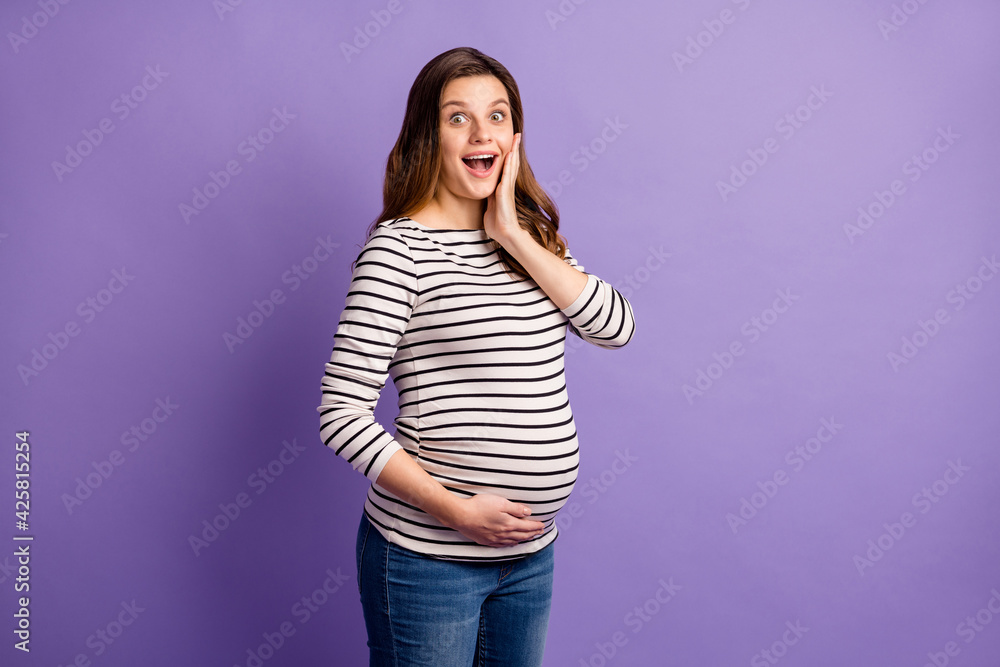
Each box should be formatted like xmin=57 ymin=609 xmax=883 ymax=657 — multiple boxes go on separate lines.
xmin=318 ymin=46 xmax=635 ymax=666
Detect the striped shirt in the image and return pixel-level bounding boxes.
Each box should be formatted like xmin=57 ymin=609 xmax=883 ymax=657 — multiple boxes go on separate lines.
xmin=317 ymin=217 xmax=635 ymax=561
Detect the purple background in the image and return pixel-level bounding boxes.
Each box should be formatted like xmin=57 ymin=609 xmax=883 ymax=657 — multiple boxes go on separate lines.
xmin=3 ymin=1 xmax=1000 ymax=665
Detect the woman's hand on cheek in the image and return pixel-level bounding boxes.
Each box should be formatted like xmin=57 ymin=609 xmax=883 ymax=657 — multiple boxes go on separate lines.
xmin=484 ymin=133 xmax=526 ymax=248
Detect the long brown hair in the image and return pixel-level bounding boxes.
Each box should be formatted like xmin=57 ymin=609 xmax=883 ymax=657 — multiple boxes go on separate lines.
xmin=367 ymin=46 xmax=566 ymax=279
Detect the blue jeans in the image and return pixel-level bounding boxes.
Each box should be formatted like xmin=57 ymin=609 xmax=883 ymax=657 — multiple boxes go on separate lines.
xmin=355 ymin=512 xmax=554 ymax=666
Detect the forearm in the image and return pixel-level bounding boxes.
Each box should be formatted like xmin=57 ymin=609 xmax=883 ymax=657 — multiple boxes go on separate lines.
xmin=373 ymin=448 xmax=465 ymax=527
xmin=502 ymin=229 xmax=635 ymax=349
xmin=504 ymin=231 xmax=588 ymax=309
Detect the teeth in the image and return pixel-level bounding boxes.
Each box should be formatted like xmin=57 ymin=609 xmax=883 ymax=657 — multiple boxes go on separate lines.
xmin=463 ymin=154 xmax=495 ymax=160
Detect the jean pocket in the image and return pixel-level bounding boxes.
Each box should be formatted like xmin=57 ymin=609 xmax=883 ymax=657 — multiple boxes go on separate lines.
xmin=356 ymin=515 xmax=371 ymax=597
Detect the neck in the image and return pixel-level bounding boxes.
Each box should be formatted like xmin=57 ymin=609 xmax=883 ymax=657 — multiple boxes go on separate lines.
xmin=413 ymin=190 xmax=486 ymax=230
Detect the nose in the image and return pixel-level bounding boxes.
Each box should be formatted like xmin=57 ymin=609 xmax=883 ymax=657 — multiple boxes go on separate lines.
xmin=469 ymin=119 xmax=494 ymax=145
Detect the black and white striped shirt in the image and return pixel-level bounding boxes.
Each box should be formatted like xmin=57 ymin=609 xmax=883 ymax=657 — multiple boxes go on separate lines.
xmin=318 ymin=217 xmax=635 ymax=561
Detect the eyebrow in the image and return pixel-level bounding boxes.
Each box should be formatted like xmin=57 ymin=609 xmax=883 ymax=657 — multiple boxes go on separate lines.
xmin=441 ymin=98 xmax=510 ymax=110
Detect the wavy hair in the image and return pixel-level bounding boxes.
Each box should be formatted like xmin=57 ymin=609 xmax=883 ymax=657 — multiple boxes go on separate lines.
xmin=367 ymin=46 xmax=565 ymax=279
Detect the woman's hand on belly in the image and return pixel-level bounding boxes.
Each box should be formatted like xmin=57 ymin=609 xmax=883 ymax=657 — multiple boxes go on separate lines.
xmin=444 ymin=493 xmax=546 ymax=548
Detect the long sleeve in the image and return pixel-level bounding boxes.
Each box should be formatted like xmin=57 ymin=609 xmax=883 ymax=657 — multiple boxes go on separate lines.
xmin=560 ymin=247 xmax=635 ymax=349
xmin=317 ymin=226 xmax=417 ymax=483
xmin=316 ymin=218 xmax=630 ymax=561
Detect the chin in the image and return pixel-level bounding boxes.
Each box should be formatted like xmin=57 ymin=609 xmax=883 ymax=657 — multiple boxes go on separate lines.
xmin=465 ymin=183 xmax=498 ymax=199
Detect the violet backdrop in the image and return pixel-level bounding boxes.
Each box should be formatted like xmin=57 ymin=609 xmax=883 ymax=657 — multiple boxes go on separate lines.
xmin=2 ymin=0 xmax=999 ymax=665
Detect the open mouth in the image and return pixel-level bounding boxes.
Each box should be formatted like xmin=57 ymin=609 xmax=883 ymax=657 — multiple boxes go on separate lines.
xmin=461 ymin=154 xmax=497 ymax=176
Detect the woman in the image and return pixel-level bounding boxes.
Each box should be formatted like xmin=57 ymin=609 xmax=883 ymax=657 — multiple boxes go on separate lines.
xmin=318 ymin=46 xmax=635 ymax=666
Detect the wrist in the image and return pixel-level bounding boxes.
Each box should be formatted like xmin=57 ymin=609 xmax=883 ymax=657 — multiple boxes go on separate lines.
xmin=434 ymin=493 xmax=467 ymax=530
xmin=498 ymin=226 xmax=536 ymax=259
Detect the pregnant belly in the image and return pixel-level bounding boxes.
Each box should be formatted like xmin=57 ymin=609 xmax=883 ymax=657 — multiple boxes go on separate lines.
xmin=416 ymin=439 xmax=580 ymax=523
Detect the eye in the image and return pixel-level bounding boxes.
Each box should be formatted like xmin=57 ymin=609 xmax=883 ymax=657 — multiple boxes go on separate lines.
xmin=448 ymin=113 xmax=467 ymax=125
xmin=490 ymin=111 xmax=506 ymax=122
